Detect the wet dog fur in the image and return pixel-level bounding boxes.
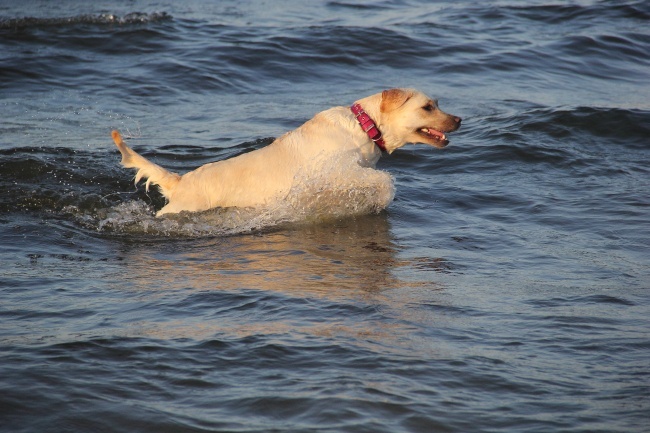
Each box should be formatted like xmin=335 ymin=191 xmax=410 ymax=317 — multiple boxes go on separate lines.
xmin=112 ymin=88 xmax=461 ymax=216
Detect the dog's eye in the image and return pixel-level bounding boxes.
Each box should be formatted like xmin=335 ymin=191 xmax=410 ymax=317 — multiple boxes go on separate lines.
xmin=422 ymin=104 xmax=435 ymax=112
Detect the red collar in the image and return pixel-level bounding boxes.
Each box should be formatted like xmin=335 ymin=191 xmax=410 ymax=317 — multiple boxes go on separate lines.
xmin=351 ymin=103 xmax=387 ymax=152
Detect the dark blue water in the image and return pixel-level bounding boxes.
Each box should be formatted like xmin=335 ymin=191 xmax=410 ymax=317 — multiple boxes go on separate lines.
xmin=1 ymin=1 xmax=649 ymax=432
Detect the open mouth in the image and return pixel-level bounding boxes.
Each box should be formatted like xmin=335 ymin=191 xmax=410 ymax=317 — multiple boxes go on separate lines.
xmin=418 ymin=127 xmax=449 ymax=146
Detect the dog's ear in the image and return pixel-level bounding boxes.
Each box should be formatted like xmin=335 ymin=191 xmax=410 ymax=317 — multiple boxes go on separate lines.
xmin=380 ymin=88 xmax=413 ymax=113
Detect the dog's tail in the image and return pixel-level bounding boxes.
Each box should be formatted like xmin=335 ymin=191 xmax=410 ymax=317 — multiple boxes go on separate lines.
xmin=111 ymin=130 xmax=181 ymax=199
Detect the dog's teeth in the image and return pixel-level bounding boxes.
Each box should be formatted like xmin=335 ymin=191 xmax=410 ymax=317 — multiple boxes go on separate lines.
xmin=419 ymin=127 xmax=448 ymax=140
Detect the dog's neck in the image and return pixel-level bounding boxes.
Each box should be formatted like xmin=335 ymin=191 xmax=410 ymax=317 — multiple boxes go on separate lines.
xmin=350 ymin=103 xmax=387 ymax=152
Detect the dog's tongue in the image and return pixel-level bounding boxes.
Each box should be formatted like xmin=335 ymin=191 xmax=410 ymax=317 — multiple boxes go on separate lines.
xmin=422 ymin=128 xmax=446 ymax=140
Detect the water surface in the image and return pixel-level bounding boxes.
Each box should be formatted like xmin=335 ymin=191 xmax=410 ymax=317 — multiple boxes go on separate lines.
xmin=1 ymin=1 xmax=649 ymax=432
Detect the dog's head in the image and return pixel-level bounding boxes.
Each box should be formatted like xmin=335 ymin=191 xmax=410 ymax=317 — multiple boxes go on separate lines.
xmin=359 ymin=88 xmax=461 ymax=154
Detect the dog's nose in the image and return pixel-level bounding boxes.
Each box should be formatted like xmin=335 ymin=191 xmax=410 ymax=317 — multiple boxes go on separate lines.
xmin=454 ymin=116 xmax=462 ymax=125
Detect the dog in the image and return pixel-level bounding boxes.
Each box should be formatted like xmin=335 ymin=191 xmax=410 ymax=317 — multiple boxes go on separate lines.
xmin=112 ymin=88 xmax=461 ymax=216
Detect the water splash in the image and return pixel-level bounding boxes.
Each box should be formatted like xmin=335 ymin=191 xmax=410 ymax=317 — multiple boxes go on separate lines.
xmin=84 ymin=155 xmax=395 ymax=237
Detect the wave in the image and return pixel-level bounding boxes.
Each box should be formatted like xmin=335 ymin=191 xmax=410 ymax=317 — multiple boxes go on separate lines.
xmin=3 ymin=4 xmax=646 ymax=97
xmin=517 ymin=107 xmax=650 ymax=148
xmin=452 ymin=1 xmax=650 ymax=25
xmin=507 ymin=2 xmax=650 ymax=23
xmin=0 ymin=12 xmax=172 ymax=29
xmin=418 ymin=105 xmax=650 ymax=182
xmin=462 ymin=105 xmax=649 ymax=147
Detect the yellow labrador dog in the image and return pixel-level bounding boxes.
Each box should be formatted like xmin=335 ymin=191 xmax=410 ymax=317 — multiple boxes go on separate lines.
xmin=112 ymin=88 xmax=461 ymax=216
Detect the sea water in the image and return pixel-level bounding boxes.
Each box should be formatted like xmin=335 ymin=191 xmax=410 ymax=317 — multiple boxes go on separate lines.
xmin=1 ymin=1 xmax=649 ymax=432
